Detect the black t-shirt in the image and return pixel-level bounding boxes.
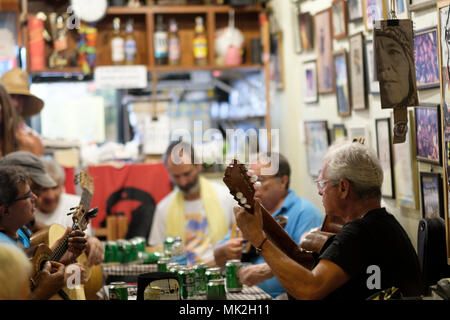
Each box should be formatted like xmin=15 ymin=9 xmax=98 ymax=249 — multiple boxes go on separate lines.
xmin=319 ymin=207 xmax=424 ymax=300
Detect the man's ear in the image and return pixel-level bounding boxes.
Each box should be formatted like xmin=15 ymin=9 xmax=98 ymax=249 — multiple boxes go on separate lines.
xmin=0 ymin=205 xmax=8 ymax=217
xmin=279 ymin=175 xmax=289 ymax=189
xmin=338 ymin=179 xmax=351 ymax=199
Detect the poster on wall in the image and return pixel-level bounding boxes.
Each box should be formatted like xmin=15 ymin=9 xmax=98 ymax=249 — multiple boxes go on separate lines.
xmin=414 ymin=27 xmax=440 ymax=90
xmin=333 ymin=50 xmax=351 ymax=116
xmin=304 ymin=121 xmax=330 ymax=177
xmin=376 ymin=118 xmax=395 ymax=198
xmin=349 ymin=32 xmax=367 ymax=109
xmin=314 ymin=8 xmax=335 ymax=93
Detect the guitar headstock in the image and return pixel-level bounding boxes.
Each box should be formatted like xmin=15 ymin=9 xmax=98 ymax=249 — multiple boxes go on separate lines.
xmin=71 ymin=170 xmax=95 ymax=231
xmin=223 ymin=159 xmax=258 ymax=215
xmin=75 ymin=170 xmax=94 ymax=195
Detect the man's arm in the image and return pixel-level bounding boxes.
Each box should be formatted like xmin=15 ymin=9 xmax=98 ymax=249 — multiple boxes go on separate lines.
xmin=213 ymin=238 xmax=244 ymax=267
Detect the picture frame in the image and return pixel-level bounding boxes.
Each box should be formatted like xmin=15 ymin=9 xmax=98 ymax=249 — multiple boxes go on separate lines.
xmin=409 ymin=0 xmax=438 ymax=11
xmin=420 ymin=172 xmax=445 ymax=220
xmin=363 ymin=0 xmax=386 ymax=32
xmin=332 ymin=123 xmax=347 ymax=142
xmin=414 ymin=104 xmax=442 ymax=165
xmin=393 ymin=109 xmax=420 ymax=209
xmin=376 ymin=117 xmax=395 ymax=199
xmin=414 ymin=27 xmax=440 ymax=90
xmin=304 ymin=121 xmax=330 ymax=177
xmin=332 ymin=0 xmax=348 ymax=39
xmin=314 ymin=8 xmax=335 ymax=94
xmin=270 ymin=31 xmax=285 ymax=91
xmin=303 ymin=60 xmax=318 ymax=104
xmin=349 ymin=32 xmax=367 ymax=110
xmin=333 ymin=50 xmax=351 ymax=116
xmin=292 ymin=3 xmax=302 ymax=54
xmin=348 ymin=0 xmax=364 ymax=22
xmin=384 ymin=0 xmax=408 ymax=19
xmin=298 ymin=12 xmax=314 ymax=52
xmin=349 ymin=125 xmax=371 ymax=147
xmin=364 ymin=39 xmax=380 ymax=94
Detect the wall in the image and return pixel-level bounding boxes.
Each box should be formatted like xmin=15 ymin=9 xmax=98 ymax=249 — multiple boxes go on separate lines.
xmin=270 ymin=0 xmax=441 ymax=250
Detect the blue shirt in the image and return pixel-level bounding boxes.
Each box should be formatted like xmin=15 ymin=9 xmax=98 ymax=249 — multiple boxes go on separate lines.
xmin=0 ymin=227 xmax=31 ymax=249
xmin=218 ymin=190 xmax=323 ymax=298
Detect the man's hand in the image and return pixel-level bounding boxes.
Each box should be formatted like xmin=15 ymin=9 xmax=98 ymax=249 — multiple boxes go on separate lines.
xmin=213 ymin=238 xmax=244 ymax=267
xmin=233 ymin=201 xmax=265 ymax=248
xmin=29 ymin=261 xmax=65 ymax=300
xmin=53 ymin=227 xmax=87 ymax=265
xmin=85 ymin=236 xmax=104 ymax=266
xmin=239 ymin=263 xmax=273 ymax=287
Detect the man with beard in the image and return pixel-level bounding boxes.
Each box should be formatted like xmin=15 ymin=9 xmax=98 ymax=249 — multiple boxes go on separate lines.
xmin=148 ymin=141 xmax=236 ymax=266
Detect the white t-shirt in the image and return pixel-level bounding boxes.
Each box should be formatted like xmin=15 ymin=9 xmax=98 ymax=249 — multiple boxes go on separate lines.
xmin=149 ymin=180 xmax=236 ymax=264
xmin=34 ymin=193 xmax=93 ymax=237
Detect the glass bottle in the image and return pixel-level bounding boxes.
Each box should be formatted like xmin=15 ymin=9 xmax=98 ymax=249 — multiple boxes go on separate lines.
xmin=154 ymin=15 xmax=168 ymax=66
xmin=124 ymin=18 xmax=137 ymax=65
xmin=168 ymin=18 xmax=181 ymax=66
xmin=193 ymin=16 xmax=208 ymax=66
xmin=111 ymin=17 xmax=125 ymax=65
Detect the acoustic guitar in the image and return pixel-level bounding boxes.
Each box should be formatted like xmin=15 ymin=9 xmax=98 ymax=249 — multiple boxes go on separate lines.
xmin=223 ymin=159 xmax=345 ymax=269
xmin=29 ymin=170 xmax=98 ymax=300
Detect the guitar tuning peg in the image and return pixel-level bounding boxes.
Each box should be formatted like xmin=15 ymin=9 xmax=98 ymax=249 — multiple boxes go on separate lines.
xmin=236 ymin=192 xmax=243 ymax=199
xmin=254 ymin=181 xmax=261 ymax=188
xmin=88 ymin=207 xmax=98 ymax=218
xmin=250 ymin=175 xmax=258 ymax=183
xmin=239 ymin=197 xmax=247 ymax=205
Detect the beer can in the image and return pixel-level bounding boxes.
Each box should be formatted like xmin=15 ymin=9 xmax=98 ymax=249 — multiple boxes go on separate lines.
xmin=104 ymin=241 xmax=118 ymax=263
xmin=225 ymin=259 xmax=242 ymax=292
xmin=157 ymin=257 xmax=171 ymax=272
xmin=205 ymin=267 xmax=222 ymax=281
xmin=193 ymin=263 xmax=207 ymax=295
xmin=167 ymin=262 xmax=180 ymax=274
xmin=144 ymin=286 xmax=161 ymax=300
xmin=132 ymin=237 xmax=146 ymax=253
xmin=206 ymin=278 xmax=227 ymax=300
xmin=109 ymin=281 xmax=128 ymax=300
xmin=178 ymin=267 xmax=196 ymax=299
xmin=164 ymin=237 xmax=175 ymax=257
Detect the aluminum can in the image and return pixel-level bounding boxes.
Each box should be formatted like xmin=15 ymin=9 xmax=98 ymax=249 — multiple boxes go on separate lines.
xmin=109 ymin=281 xmax=128 ymax=300
xmin=193 ymin=262 xmax=207 ymax=295
xmin=132 ymin=237 xmax=146 ymax=253
xmin=206 ymin=278 xmax=227 ymax=300
xmin=178 ymin=267 xmax=196 ymax=299
xmin=104 ymin=241 xmax=118 ymax=263
xmin=225 ymin=259 xmax=242 ymax=292
xmin=205 ymin=267 xmax=222 ymax=281
xmin=157 ymin=257 xmax=171 ymax=272
xmin=163 ymin=237 xmax=175 ymax=257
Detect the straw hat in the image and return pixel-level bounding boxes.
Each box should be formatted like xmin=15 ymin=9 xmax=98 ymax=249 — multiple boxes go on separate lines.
xmin=1 ymin=68 xmax=44 ymax=119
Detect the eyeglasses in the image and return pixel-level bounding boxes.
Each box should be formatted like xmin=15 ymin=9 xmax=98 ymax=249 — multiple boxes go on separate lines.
xmin=256 ymin=176 xmax=277 ymax=183
xmin=12 ymin=190 xmax=33 ymax=203
xmin=314 ymin=179 xmax=330 ymax=191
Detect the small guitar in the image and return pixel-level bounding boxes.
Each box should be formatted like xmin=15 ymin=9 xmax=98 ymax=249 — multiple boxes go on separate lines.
xmin=223 ymin=159 xmax=344 ymax=269
xmin=29 ymin=170 xmax=97 ymax=300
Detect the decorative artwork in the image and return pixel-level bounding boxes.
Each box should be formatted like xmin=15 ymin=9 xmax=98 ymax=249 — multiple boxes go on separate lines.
xmin=364 ymin=0 xmax=385 ymax=31
xmin=333 ymin=50 xmax=351 ymax=117
xmin=409 ymin=0 xmax=438 ymax=11
xmin=376 ymin=118 xmax=395 ymax=198
xmin=314 ymin=8 xmax=334 ymax=94
xmin=270 ymin=31 xmax=284 ymax=91
xmin=414 ymin=27 xmax=439 ymax=90
xmin=374 ymin=19 xmax=418 ymax=109
xmin=384 ymin=0 xmax=408 ymax=19
xmin=414 ymin=104 xmax=442 ymax=165
xmin=349 ymin=125 xmax=371 ymax=147
xmin=303 ymin=60 xmax=318 ymax=103
xmin=332 ymin=0 xmax=347 ymax=39
xmin=420 ymin=172 xmax=444 ymax=219
xmin=364 ymin=39 xmax=380 ymax=94
xmin=304 ymin=121 xmax=330 ymax=177
xmin=298 ymin=12 xmax=314 ymax=52
xmin=349 ymin=32 xmax=367 ymax=110
xmin=393 ymin=109 xmax=419 ymax=209
xmin=332 ymin=124 xmax=347 ymax=142
xmin=348 ymin=0 xmax=364 ymax=22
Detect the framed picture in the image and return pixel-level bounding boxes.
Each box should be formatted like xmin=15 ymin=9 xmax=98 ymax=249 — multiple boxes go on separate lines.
xmin=304 ymin=121 xmax=330 ymax=177
xmin=332 ymin=124 xmax=347 ymax=142
xmin=414 ymin=104 xmax=442 ymax=165
xmin=349 ymin=125 xmax=371 ymax=147
xmin=270 ymin=31 xmax=284 ymax=91
xmin=384 ymin=0 xmax=408 ymax=19
xmin=298 ymin=12 xmax=314 ymax=52
xmin=303 ymin=60 xmax=318 ymax=103
xmin=376 ymin=118 xmax=395 ymax=198
xmin=414 ymin=27 xmax=439 ymax=90
xmin=409 ymin=0 xmax=438 ymax=11
xmin=348 ymin=0 xmax=364 ymax=22
xmin=349 ymin=32 xmax=367 ymax=110
xmin=292 ymin=4 xmax=302 ymax=54
xmin=363 ymin=0 xmax=386 ymax=32
xmin=332 ymin=0 xmax=348 ymax=39
xmin=420 ymin=172 xmax=444 ymax=219
xmin=314 ymin=8 xmax=335 ymax=94
xmin=364 ymin=39 xmax=380 ymax=94
xmin=333 ymin=50 xmax=351 ymax=117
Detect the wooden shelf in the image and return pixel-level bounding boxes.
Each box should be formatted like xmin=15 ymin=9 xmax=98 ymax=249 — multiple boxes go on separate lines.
xmin=149 ymin=63 xmax=263 ymax=72
xmin=107 ymin=5 xmax=263 ymax=15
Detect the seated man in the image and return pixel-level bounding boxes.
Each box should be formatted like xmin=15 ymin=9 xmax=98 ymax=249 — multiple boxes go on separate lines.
xmin=0 ymin=243 xmax=33 ymax=299
xmin=0 ymin=166 xmax=87 ymax=300
xmin=148 ymin=140 xmax=236 ymax=266
xmin=234 ymin=141 xmax=424 ymax=299
xmin=214 ymin=152 xmax=323 ymax=298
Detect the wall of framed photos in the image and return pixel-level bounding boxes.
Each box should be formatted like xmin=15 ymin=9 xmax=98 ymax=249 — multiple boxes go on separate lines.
xmin=270 ymin=0 xmax=450 ymax=260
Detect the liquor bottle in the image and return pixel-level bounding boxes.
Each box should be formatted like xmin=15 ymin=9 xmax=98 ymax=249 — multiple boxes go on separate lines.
xmin=193 ymin=16 xmax=208 ymax=66
xmin=111 ymin=17 xmax=125 ymax=65
xmin=154 ymin=15 xmax=168 ymax=65
xmin=124 ymin=18 xmax=137 ymax=65
xmin=168 ymin=19 xmax=181 ymax=66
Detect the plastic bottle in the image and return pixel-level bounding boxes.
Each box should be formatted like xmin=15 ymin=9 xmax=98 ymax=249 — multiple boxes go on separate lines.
xmin=171 ymin=236 xmax=187 ymax=266
xmin=193 ymin=16 xmax=208 ymax=66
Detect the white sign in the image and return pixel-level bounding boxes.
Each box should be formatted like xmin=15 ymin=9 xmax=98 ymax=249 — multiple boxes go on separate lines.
xmin=94 ymin=65 xmax=147 ymax=89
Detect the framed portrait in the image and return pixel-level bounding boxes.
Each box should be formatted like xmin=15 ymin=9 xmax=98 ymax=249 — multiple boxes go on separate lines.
xmin=420 ymin=172 xmax=445 ymax=219
xmin=332 ymin=0 xmax=347 ymax=39
xmin=333 ymin=50 xmax=351 ymax=117
xmin=414 ymin=27 xmax=439 ymax=90
xmin=303 ymin=60 xmax=318 ymax=103
xmin=374 ymin=19 xmax=418 ymax=109
xmin=376 ymin=118 xmax=395 ymax=198
xmin=392 ymin=109 xmax=419 ymax=209
xmin=384 ymin=0 xmax=408 ymax=19
xmin=270 ymin=31 xmax=284 ymax=91
xmin=409 ymin=0 xmax=438 ymax=11
xmin=364 ymin=39 xmax=380 ymax=94
xmin=349 ymin=32 xmax=367 ymax=110
xmin=332 ymin=124 xmax=347 ymax=142
xmin=414 ymin=104 xmax=442 ymax=165
xmin=348 ymin=0 xmax=364 ymax=22
xmin=314 ymin=8 xmax=335 ymax=94
xmin=304 ymin=121 xmax=330 ymax=177
xmin=298 ymin=12 xmax=314 ymax=52
xmin=363 ymin=0 xmax=386 ymax=32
